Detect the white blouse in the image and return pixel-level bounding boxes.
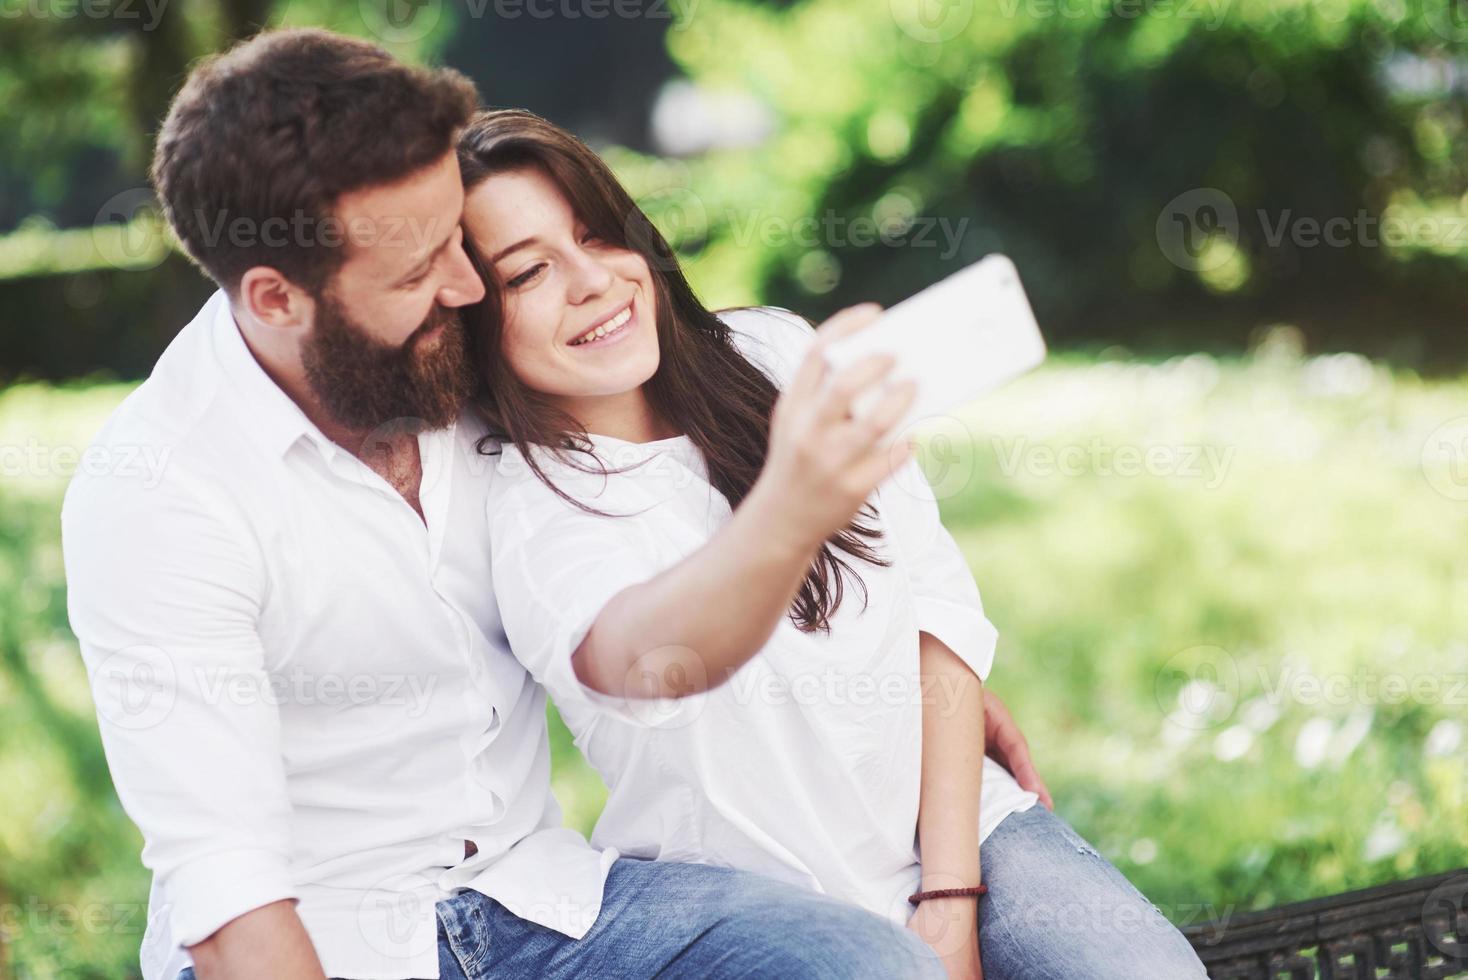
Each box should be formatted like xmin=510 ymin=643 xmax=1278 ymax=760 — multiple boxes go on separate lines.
xmin=486 ymin=307 xmax=1037 ymax=925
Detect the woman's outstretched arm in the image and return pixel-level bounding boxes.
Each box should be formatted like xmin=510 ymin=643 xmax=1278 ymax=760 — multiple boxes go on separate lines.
xmin=571 ymin=304 xmax=917 ymax=700
xmin=910 ymin=629 xmax=986 ymax=979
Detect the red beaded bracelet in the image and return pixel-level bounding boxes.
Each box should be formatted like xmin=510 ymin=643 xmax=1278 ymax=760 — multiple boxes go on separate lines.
xmin=909 ymin=884 xmax=988 ymax=906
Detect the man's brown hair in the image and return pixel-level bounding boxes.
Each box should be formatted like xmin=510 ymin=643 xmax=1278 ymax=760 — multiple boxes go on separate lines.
xmin=151 ymin=28 xmax=478 ymax=295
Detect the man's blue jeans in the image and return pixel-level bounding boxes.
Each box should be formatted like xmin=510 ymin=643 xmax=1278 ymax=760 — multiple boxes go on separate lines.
xmin=180 ymin=804 xmax=1207 ymax=978
xmin=432 ymin=805 xmax=1207 ymax=979
xmin=435 ymin=856 xmax=940 ymax=979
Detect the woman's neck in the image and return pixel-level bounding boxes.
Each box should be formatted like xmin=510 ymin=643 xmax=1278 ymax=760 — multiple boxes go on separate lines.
xmin=555 ymin=388 xmax=679 ymax=444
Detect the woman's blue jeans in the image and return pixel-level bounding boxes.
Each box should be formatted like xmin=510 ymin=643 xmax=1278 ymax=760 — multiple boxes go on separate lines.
xmin=180 ymin=803 xmax=1207 ymax=979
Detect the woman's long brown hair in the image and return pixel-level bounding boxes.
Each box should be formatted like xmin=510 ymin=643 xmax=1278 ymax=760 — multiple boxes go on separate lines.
xmin=457 ymin=108 xmax=885 ymax=633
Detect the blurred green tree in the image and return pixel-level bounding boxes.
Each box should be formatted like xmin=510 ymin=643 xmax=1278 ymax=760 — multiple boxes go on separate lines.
xmin=618 ymin=0 xmax=1468 ymax=365
xmin=0 ymin=0 xmax=450 ymax=380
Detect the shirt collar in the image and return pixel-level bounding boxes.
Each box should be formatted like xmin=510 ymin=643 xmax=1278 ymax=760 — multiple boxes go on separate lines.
xmin=207 ymin=289 xmax=472 ymax=469
xmin=207 ymin=289 xmax=337 ymax=460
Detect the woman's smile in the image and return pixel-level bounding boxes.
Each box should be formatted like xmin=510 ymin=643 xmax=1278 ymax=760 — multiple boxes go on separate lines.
xmin=567 ymin=298 xmax=637 ymax=349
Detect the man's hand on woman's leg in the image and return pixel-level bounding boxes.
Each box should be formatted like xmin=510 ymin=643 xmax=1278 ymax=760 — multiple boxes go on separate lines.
xmin=981 ymin=688 xmax=1054 ymax=810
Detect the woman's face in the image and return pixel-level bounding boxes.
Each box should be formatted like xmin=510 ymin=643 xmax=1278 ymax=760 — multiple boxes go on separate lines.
xmin=462 ymin=166 xmax=660 ymax=402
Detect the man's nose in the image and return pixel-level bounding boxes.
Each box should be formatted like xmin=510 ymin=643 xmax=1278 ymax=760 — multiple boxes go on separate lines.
xmin=438 ymin=237 xmax=487 ymax=308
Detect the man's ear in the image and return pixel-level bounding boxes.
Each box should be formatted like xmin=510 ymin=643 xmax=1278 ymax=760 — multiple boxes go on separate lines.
xmin=238 ymin=267 xmax=315 ymax=331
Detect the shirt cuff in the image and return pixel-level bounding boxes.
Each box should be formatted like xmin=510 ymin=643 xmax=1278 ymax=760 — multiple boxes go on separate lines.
xmin=915 ymin=596 xmax=999 ymax=682
xmin=164 ymin=846 xmax=299 ymax=946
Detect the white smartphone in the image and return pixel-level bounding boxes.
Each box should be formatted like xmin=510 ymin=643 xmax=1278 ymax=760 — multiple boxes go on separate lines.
xmin=822 ymin=254 xmax=1047 ymax=430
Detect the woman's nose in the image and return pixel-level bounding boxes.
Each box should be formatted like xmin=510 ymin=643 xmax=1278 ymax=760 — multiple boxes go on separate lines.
xmin=565 ymin=248 xmax=616 ymax=305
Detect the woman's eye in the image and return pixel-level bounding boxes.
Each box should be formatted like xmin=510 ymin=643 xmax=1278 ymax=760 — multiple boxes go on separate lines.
xmin=581 ymin=231 xmax=602 ymax=245
xmin=507 ymin=263 xmax=545 ymax=289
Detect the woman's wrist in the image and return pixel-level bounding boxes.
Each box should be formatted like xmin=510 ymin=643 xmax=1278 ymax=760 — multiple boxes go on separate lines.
xmin=739 ymin=475 xmax=827 ymax=561
xmin=919 ymin=860 xmax=983 ymax=894
xmin=914 ymin=892 xmax=983 ymax=922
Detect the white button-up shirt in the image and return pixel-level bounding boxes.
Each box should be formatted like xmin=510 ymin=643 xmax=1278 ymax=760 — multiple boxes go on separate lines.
xmin=486 ymin=308 xmax=1038 ymax=927
xmin=61 ymin=291 xmax=617 ymax=980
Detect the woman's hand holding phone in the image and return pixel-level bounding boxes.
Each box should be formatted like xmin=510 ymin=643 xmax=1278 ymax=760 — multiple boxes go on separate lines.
xmin=745 ymin=303 xmax=918 ymax=556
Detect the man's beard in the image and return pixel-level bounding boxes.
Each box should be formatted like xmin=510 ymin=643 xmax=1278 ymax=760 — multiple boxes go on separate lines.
xmin=300 ymin=291 xmax=477 ymax=434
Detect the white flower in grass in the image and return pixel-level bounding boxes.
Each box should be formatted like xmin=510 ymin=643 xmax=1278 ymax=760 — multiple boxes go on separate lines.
xmin=1327 ymin=707 xmax=1374 ymax=767
xmin=1240 ymin=696 xmax=1281 ymax=733
xmin=1294 ymin=716 xmax=1334 ymax=769
xmin=1424 ymin=719 xmax=1463 ymax=758
xmin=1213 ymin=724 xmax=1253 ymax=762
xmin=1363 ymin=820 xmax=1406 ymax=863
xmin=1130 ymin=839 xmax=1159 ymax=866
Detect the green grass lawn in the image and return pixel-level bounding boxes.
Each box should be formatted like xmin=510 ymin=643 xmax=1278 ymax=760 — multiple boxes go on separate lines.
xmin=3 ymin=346 xmax=1466 ymax=977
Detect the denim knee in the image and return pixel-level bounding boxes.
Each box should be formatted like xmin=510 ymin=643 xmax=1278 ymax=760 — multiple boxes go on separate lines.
xmin=748 ymin=900 xmax=945 ymax=979
xmin=846 ymin=920 xmax=947 ymax=980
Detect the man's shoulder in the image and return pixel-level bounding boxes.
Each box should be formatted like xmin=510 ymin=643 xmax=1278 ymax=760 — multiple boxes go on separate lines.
xmin=62 ymin=295 xmax=244 ymax=524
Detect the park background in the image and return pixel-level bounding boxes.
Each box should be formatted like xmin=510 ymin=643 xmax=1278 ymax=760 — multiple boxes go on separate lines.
xmin=2 ymin=0 xmax=1467 ymax=975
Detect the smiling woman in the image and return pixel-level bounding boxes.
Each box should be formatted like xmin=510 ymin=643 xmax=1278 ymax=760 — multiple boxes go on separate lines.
xmin=453 ymin=108 xmax=1213 ymax=980
xmin=461 ymin=165 xmax=662 ymax=421
xmin=454 ymin=107 xmax=890 ymax=632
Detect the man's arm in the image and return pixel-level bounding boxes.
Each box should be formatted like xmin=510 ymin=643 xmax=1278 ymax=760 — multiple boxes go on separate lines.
xmin=188 ymin=901 xmax=325 ymax=980
xmin=62 ymin=465 xmax=321 ymax=977
xmin=981 ymin=688 xmax=1053 ymax=810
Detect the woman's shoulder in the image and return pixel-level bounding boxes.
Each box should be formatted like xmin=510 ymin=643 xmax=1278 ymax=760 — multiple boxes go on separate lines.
xmin=486 ymin=443 xmax=618 ymax=522
xmin=485 ymin=440 xmax=687 ymax=540
xmin=716 ymin=305 xmax=816 ymax=389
